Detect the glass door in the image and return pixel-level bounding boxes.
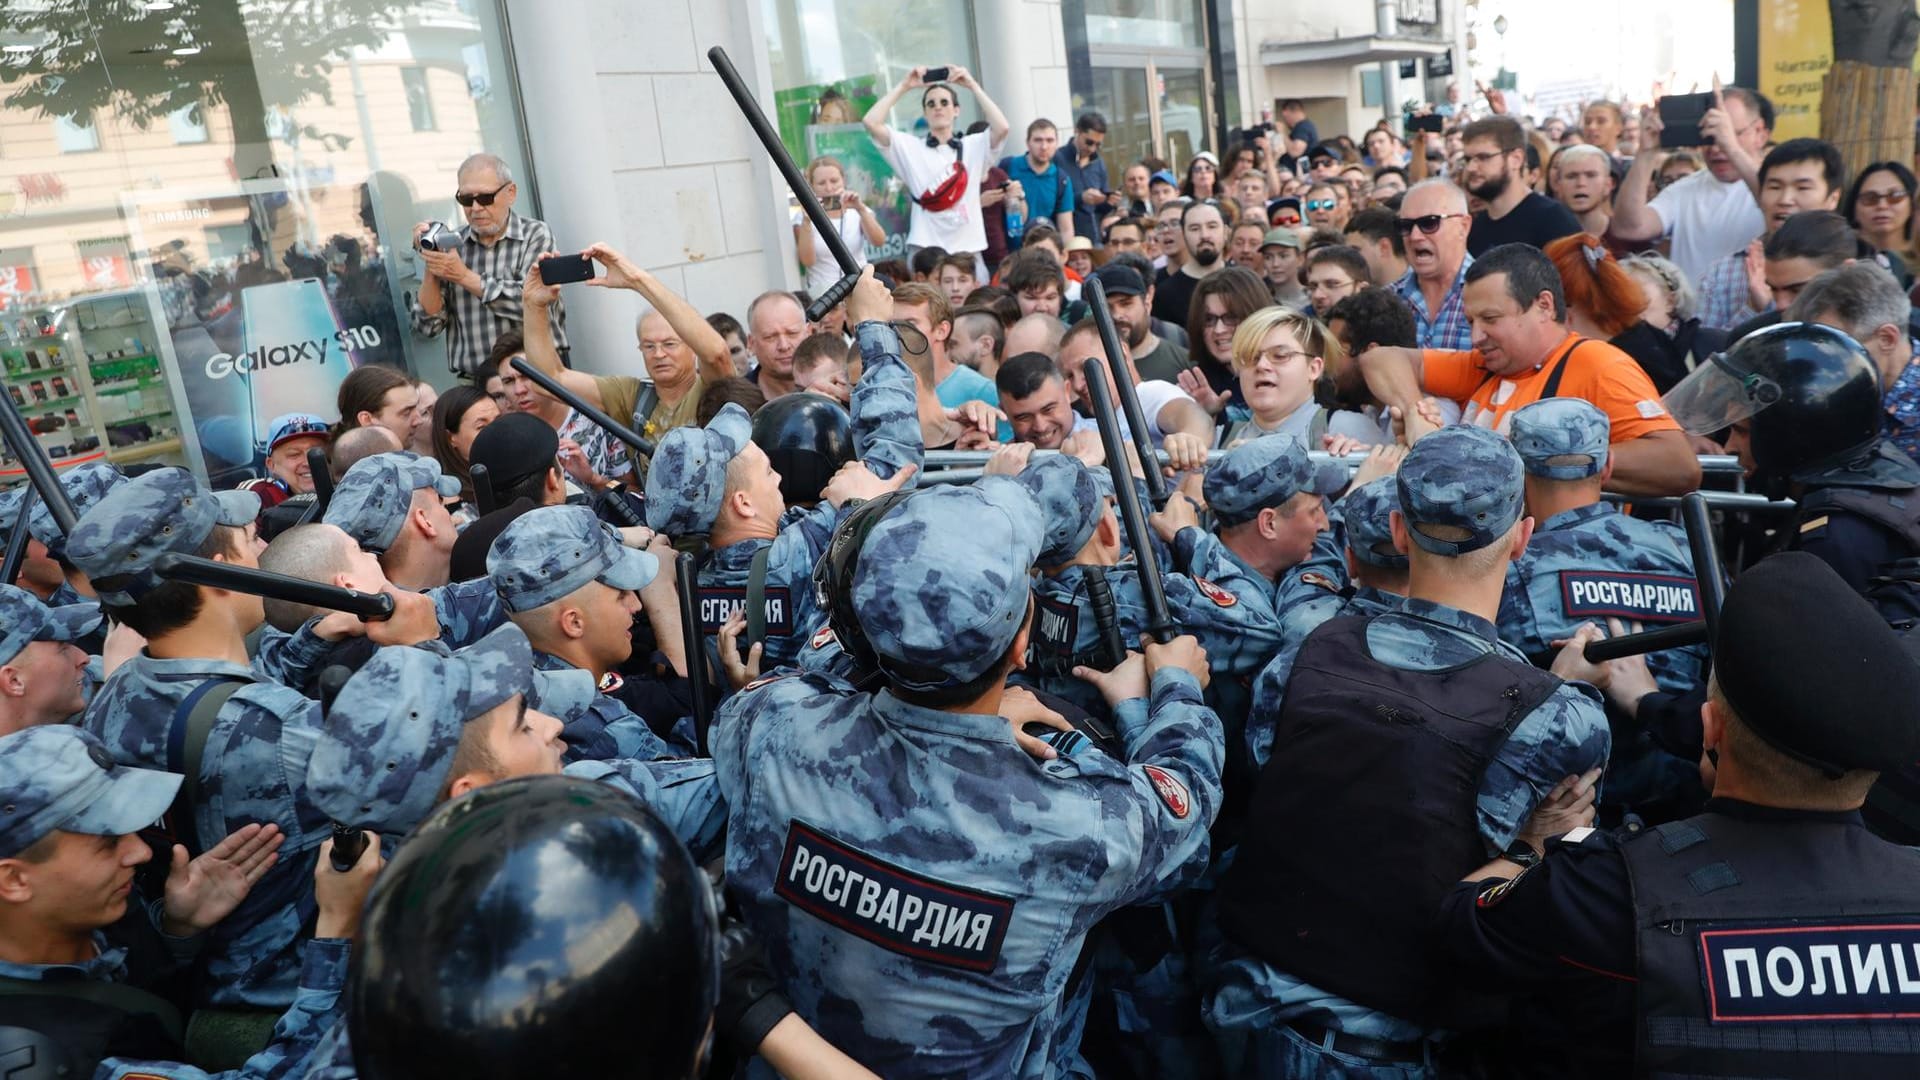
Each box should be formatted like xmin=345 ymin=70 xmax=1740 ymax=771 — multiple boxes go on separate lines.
xmin=1155 ymin=65 xmax=1209 ymax=173
xmin=1088 ymin=66 xmax=1155 ymax=168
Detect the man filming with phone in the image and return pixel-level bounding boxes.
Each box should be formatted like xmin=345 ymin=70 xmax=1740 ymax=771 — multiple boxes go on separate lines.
xmin=862 ymin=64 xmax=1011 ymax=277
xmin=1609 ymin=83 xmax=1772 ymax=283
xmin=410 ymin=152 xmax=569 ymax=377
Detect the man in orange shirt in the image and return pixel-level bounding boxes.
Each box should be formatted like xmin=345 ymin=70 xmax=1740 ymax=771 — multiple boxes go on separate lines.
xmin=1357 ymin=243 xmax=1701 ymax=496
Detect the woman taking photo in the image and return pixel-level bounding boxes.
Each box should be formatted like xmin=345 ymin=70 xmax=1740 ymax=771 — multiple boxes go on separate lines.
xmin=430 ymin=384 xmax=501 ymax=522
xmin=794 ymin=155 xmax=885 ymax=296
xmin=1219 ymin=307 xmax=1379 ymax=448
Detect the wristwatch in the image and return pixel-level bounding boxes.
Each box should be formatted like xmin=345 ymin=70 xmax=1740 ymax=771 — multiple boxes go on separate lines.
xmin=1502 ymin=840 xmax=1543 ymax=869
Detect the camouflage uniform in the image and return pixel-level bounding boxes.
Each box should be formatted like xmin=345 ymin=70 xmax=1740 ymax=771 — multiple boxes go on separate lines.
xmin=70 ymin=469 xmax=324 ymax=1008
xmin=1210 ymin=426 xmax=1611 ymax=1076
xmin=0 ymin=582 xmax=103 ymax=720
xmin=648 ymin=323 xmax=922 ymax=673
xmin=714 ymin=481 xmax=1225 ymax=1078
xmin=0 ymin=725 xmax=346 ymax=1080
xmin=321 ymin=452 xmax=463 ymax=555
xmin=487 ymin=505 xmax=683 ymax=763
xmin=1499 ymin=398 xmax=1705 ymax=810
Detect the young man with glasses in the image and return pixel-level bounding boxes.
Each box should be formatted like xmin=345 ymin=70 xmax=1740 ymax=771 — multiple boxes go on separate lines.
xmin=411 ymin=152 xmax=567 ymax=377
xmin=863 ymin=66 xmax=1011 ymax=274
xmin=1462 ymin=116 xmax=1582 ymax=257
xmin=1387 ymin=180 xmax=1477 ymax=351
xmin=1610 ymin=85 xmax=1773 ymax=281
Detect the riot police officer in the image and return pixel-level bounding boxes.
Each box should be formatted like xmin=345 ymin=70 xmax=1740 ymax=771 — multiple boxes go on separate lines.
xmin=1440 ymin=551 xmax=1920 ymax=1079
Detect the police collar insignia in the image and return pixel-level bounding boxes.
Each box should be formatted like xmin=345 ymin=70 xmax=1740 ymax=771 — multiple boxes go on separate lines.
xmin=1142 ymin=765 xmax=1191 ymax=819
xmin=1194 ymin=577 xmax=1238 ymax=608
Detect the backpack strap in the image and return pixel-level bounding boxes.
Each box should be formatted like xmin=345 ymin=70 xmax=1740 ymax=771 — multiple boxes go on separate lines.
xmin=165 ymin=678 xmax=246 ymax=856
xmin=745 ymin=544 xmax=774 ymax=653
xmin=1540 ymin=337 xmax=1589 ymax=400
xmin=0 ymin=974 xmax=186 ymax=1046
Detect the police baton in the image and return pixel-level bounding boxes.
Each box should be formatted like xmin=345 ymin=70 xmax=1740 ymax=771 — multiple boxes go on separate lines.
xmin=1084 ymin=276 xmax=1170 ymax=510
xmin=708 ymin=46 xmax=861 ymax=323
xmin=1 ymin=484 xmax=37 ymax=587
xmin=0 ymin=390 xmax=76 ymax=535
xmin=470 ymin=463 xmax=496 ymax=517
xmin=508 ymin=358 xmax=655 ymax=459
xmin=674 ymin=551 xmax=713 ymax=756
xmin=1085 ymin=358 xmax=1177 ymax=642
xmin=152 ymin=552 xmax=396 ymax=621
xmin=316 ymin=665 xmax=370 ymax=873
xmin=297 ymin=446 xmax=334 ymax=527
xmin=1582 ymin=492 xmax=1723 ymax=663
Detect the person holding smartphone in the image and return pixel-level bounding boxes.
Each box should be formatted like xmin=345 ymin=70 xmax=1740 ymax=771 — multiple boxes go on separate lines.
xmin=1609 ymin=83 xmax=1772 ymax=282
xmin=862 ymin=64 xmax=1010 ymax=276
xmin=795 ymin=156 xmax=884 ymax=296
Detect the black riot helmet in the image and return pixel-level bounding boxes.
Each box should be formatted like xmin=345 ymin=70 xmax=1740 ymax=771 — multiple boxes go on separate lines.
xmin=348 ymin=775 xmax=720 ymax=1080
xmin=751 ymin=392 xmax=853 ymax=507
xmin=1664 ymin=322 xmax=1883 ymax=491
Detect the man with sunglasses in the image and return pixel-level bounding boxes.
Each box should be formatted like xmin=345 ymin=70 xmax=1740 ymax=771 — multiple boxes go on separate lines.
xmin=863 ymin=66 xmax=1011 ymax=272
xmin=1388 ymin=180 xmax=1477 ymax=351
xmin=410 ymin=153 xmax=567 ymax=378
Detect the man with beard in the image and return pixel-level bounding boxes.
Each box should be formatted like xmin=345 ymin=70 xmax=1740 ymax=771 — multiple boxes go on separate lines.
xmin=1152 ymin=200 xmax=1228 ymax=326
xmin=1094 ymin=263 xmax=1190 ymax=382
xmin=1464 ymin=116 xmax=1581 ymax=257
xmin=1389 ymin=180 xmax=1478 ymax=351
xmin=1551 ymin=145 xmax=1615 ymax=239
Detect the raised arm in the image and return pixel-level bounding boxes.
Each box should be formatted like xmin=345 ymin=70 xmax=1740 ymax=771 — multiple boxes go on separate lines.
xmin=862 ymin=68 xmax=925 ymax=149
xmin=520 ymin=257 xmax=607 ymax=409
xmin=585 ymin=242 xmax=734 ymax=385
xmin=951 ymin=66 xmax=1009 ymax=151
xmin=1609 ymin=108 xmax=1667 ymax=243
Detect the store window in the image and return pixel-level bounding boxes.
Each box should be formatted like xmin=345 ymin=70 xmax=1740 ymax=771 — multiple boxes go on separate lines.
xmin=1085 ymin=0 xmax=1205 ymax=49
xmin=761 ymin=0 xmax=980 ymax=266
xmin=0 ymin=0 xmax=533 ymax=487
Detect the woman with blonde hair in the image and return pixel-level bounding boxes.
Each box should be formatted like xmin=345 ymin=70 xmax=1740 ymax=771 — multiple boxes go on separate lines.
xmin=1222 ymin=306 xmax=1380 ymax=447
xmin=794 ymin=155 xmax=885 ymax=295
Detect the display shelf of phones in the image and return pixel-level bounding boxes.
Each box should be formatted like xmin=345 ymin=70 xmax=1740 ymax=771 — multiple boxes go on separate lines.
xmin=0 ymin=342 xmax=103 ymax=468
xmin=86 ymin=350 xmax=176 ymax=457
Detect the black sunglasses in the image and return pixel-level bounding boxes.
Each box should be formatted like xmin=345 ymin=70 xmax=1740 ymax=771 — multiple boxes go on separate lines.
xmin=1395 ymin=213 xmax=1465 ymax=235
xmin=455 ymin=181 xmax=512 ymax=208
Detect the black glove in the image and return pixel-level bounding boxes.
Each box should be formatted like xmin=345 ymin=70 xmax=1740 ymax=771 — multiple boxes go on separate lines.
xmin=593 ymin=484 xmax=647 ymax=528
xmin=715 ymin=915 xmax=793 ymax=1056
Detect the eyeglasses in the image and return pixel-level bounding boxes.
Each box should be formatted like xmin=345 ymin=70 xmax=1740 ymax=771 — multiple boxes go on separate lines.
xmin=455 ymin=181 xmax=511 ymax=208
xmin=1462 ymin=150 xmax=1510 ymax=167
xmin=1305 ymin=199 xmax=1337 ymax=211
xmin=1859 ymin=189 xmax=1911 ymax=208
xmin=1247 ymin=347 xmax=1313 ymax=369
xmin=1396 ymin=213 xmax=1467 ymax=235
xmin=1202 ymin=313 xmax=1243 ymax=329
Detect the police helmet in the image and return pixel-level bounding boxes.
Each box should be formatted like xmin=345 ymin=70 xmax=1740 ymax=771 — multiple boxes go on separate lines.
xmin=1664 ymin=322 xmax=1882 ymax=489
xmin=750 ymin=392 xmax=853 ymax=507
xmin=348 ymin=775 xmax=720 ymax=1080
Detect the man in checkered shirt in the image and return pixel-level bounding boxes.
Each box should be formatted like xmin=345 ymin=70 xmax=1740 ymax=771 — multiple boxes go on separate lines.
xmin=1388 ymin=179 xmax=1476 ymax=352
xmin=410 ymin=152 xmax=569 ymax=376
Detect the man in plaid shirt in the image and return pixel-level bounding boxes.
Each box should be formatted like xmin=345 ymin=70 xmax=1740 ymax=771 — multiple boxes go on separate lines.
xmin=1388 ymin=180 xmax=1475 ymax=352
xmin=411 ymin=153 xmax=569 ymax=376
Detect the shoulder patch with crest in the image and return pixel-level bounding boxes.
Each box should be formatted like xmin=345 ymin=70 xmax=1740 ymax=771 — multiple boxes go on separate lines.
xmin=1141 ymin=764 xmax=1192 ymax=819
xmin=1475 ymin=867 xmax=1532 ymax=909
xmin=598 ymin=671 xmax=624 ymax=694
xmin=1299 ymin=570 xmax=1340 ymax=594
xmin=1193 ymin=576 xmax=1238 ymax=607
xmin=811 ymin=625 xmax=837 ymax=650
xmin=741 ymin=673 xmax=790 ymax=694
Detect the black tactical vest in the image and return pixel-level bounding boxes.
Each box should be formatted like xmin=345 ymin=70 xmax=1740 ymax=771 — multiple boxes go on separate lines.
xmin=1620 ymin=809 xmax=1920 ymax=1078
xmin=0 ymin=977 xmax=183 ymax=1077
xmin=1792 ymin=485 xmax=1920 ymax=561
xmin=1217 ymin=614 xmax=1561 ymax=1026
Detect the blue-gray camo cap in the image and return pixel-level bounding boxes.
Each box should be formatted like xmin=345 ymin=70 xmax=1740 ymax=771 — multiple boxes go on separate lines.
xmin=1341 ymin=476 xmax=1407 ymax=570
xmin=1509 ymin=398 xmax=1610 ymax=480
xmin=0 ymin=583 xmax=101 ymax=667
xmin=0 ymin=725 xmax=180 ymax=858
xmin=488 ymin=504 xmax=658 ymax=614
xmin=323 ymin=452 xmax=463 ymax=555
xmin=1010 ymin=454 xmax=1106 ymax=566
xmin=66 ymin=468 xmax=259 ymax=606
xmin=643 ymin=403 xmax=753 ymax=536
xmin=1396 ymin=425 xmax=1526 ymax=556
xmin=28 ymin=463 xmax=128 ymax=556
xmin=1205 ymin=434 xmax=1347 ymax=527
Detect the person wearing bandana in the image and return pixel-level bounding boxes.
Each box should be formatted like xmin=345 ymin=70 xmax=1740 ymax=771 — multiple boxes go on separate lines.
xmin=863 ymin=65 xmax=1010 ymax=277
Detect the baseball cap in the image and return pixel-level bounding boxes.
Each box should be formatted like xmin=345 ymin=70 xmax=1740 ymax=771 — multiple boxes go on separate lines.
xmin=643 ymin=403 xmax=753 ymax=536
xmin=1341 ymin=477 xmax=1407 ymax=571
xmin=1204 ymin=435 xmax=1347 ymax=527
xmin=0 ymin=583 xmax=101 ymax=668
xmin=307 ymin=625 xmax=590 ymax=833
xmin=1395 ymin=425 xmax=1526 ymax=556
xmin=0 ymin=725 xmax=180 ymax=858
xmin=1261 ymin=227 xmax=1303 ymax=251
xmin=266 ymin=413 xmax=332 ymax=454
xmin=1149 ymin=169 xmax=1179 ymax=188
xmin=1509 ymin=398 xmax=1610 ymax=480
xmin=488 ymin=504 xmax=658 ymax=614
xmin=852 ymin=482 xmax=1044 ymax=690
xmin=469 ymin=413 xmax=560 ymax=495
xmin=1009 ymin=456 xmax=1106 ymax=567
xmin=66 ymin=468 xmax=259 ymax=606
xmin=323 ymin=452 xmax=463 ymax=555
xmin=1089 ymin=263 xmax=1146 ymax=299
xmin=1308 ymin=142 xmax=1341 ymax=163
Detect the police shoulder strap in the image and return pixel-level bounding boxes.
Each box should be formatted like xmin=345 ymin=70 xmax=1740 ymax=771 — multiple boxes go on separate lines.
xmin=745 ymin=544 xmax=774 ymax=652
xmin=0 ymin=972 xmax=187 ymax=1046
xmin=165 ymin=677 xmax=247 ymax=855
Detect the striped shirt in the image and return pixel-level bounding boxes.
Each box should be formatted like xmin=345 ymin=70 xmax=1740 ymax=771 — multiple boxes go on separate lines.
xmin=1389 ymin=254 xmax=1475 ymax=352
xmin=408 ymin=210 xmax=568 ymax=375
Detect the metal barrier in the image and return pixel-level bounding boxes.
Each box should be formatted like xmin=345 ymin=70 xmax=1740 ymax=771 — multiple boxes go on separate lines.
xmin=918 ymin=448 xmax=1748 ymax=475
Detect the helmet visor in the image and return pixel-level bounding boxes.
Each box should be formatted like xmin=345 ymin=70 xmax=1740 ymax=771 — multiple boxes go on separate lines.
xmin=1662 ymin=351 xmax=1784 ymax=435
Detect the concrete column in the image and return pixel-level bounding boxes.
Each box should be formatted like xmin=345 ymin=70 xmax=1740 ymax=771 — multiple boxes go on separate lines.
xmin=974 ymin=0 xmax=1073 ymax=132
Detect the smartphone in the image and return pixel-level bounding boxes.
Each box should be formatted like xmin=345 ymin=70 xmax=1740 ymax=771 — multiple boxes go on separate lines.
xmin=822 ymin=194 xmax=843 ymax=211
xmin=1659 ymin=92 xmax=1714 ymax=148
xmin=1406 ymin=113 xmax=1444 ymax=136
xmin=923 ymin=65 xmax=950 ymax=83
xmin=539 ymin=253 xmax=596 ymax=285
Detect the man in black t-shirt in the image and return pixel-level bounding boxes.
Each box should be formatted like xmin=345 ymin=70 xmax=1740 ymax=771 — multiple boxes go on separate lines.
xmin=1463 ymin=116 xmax=1581 ymax=256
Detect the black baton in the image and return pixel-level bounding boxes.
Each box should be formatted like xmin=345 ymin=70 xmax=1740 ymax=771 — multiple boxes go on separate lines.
xmin=2 ymin=484 xmax=38 ymax=587
xmin=297 ymin=446 xmax=335 ymax=527
xmin=316 ymin=665 xmax=370 ymax=872
xmin=470 ymin=463 xmax=496 ymax=516
xmin=152 ymin=552 xmax=395 ymax=621
xmin=675 ymin=551 xmax=712 ymax=756
xmin=709 ymin=46 xmax=862 ymax=322
xmin=0 ymin=391 xmax=76 ymax=534
xmin=1085 ymin=275 xmax=1170 ymax=509
xmin=508 ymin=358 xmax=655 ymax=458
xmin=1085 ymin=358 xmax=1177 ymax=642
